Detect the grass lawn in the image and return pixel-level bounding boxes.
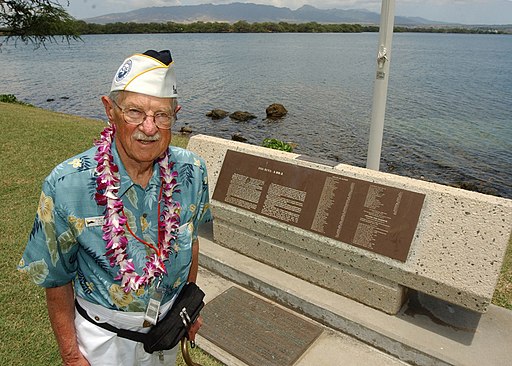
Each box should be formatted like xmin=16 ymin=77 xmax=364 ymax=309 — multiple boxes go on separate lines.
xmin=0 ymin=102 xmax=510 ymax=364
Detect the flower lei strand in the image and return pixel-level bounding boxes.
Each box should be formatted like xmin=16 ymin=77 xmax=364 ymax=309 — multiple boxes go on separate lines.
xmin=94 ymin=124 xmax=181 ymax=293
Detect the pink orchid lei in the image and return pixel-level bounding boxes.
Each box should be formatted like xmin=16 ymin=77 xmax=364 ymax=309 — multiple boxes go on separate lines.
xmin=94 ymin=124 xmax=181 ymax=293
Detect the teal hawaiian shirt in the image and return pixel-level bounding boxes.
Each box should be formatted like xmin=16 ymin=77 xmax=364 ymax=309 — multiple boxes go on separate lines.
xmin=18 ymin=142 xmax=212 ymax=311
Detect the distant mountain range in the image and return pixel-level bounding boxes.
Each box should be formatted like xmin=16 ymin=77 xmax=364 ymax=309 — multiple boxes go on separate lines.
xmin=84 ymin=3 xmax=441 ymax=26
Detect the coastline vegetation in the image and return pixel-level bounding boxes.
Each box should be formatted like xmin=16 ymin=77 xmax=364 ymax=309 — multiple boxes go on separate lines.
xmin=1 ymin=20 xmax=508 ymax=38
xmin=0 ymin=100 xmax=510 ymax=364
xmin=1 ymin=19 xmax=508 ymax=45
xmin=70 ymin=20 xmax=509 ymax=35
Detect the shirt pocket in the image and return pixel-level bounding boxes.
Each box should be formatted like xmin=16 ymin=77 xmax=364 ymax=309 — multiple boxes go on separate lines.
xmin=173 ymin=222 xmax=193 ymax=267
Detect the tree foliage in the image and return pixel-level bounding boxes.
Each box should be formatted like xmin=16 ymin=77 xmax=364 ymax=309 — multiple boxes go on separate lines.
xmin=74 ymin=20 xmax=371 ymax=35
xmin=0 ymin=0 xmax=80 ymax=47
xmin=73 ymin=20 xmax=503 ymax=35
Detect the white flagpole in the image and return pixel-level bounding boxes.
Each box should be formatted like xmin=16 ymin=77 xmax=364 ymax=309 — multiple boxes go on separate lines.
xmin=366 ymin=0 xmax=396 ymax=171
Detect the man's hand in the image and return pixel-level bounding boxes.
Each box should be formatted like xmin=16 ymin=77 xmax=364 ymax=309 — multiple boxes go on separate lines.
xmin=187 ymin=315 xmax=203 ymax=342
xmin=63 ymin=353 xmax=90 ymax=366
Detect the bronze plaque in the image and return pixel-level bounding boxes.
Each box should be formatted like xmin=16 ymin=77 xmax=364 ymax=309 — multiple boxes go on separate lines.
xmin=199 ymin=287 xmax=323 ymax=366
xmin=213 ymin=150 xmax=425 ymax=262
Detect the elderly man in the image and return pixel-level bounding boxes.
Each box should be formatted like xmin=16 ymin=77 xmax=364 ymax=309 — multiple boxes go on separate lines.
xmin=18 ymin=50 xmax=212 ymax=365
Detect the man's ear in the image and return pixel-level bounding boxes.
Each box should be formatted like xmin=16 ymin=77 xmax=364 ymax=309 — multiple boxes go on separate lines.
xmin=175 ymin=105 xmax=182 ymax=114
xmin=101 ymin=96 xmax=115 ymax=123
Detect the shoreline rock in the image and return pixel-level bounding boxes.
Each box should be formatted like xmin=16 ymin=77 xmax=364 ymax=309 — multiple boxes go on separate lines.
xmin=229 ymin=111 xmax=256 ymax=122
xmin=180 ymin=126 xmax=193 ymax=134
xmin=266 ymin=103 xmax=287 ymax=119
xmin=206 ymin=109 xmax=229 ymax=119
xmin=232 ymin=132 xmax=247 ymax=142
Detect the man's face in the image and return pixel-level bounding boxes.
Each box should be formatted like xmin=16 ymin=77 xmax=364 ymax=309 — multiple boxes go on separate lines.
xmin=107 ymin=92 xmax=174 ymax=169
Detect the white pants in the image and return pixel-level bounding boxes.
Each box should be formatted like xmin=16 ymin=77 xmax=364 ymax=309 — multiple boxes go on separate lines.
xmin=75 ymin=298 xmax=178 ymax=366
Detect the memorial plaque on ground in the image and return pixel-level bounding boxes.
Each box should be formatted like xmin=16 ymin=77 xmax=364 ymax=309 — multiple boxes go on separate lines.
xmin=213 ymin=150 xmax=426 ymax=262
xmin=199 ymin=287 xmax=323 ymax=366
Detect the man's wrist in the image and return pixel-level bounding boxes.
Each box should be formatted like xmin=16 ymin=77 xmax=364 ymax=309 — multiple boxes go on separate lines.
xmin=61 ymin=349 xmax=87 ymax=366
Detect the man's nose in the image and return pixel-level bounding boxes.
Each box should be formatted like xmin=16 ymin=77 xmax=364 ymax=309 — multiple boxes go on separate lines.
xmin=140 ymin=115 xmax=159 ymax=134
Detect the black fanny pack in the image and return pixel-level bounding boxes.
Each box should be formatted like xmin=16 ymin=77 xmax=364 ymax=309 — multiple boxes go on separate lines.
xmin=76 ymin=282 xmax=205 ymax=354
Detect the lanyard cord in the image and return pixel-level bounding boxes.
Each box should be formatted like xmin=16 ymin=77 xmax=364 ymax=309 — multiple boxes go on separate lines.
xmin=123 ymin=184 xmax=164 ymax=256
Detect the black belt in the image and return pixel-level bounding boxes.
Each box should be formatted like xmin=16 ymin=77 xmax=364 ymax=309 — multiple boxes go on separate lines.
xmin=75 ymin=300 xmax=147 ymax=343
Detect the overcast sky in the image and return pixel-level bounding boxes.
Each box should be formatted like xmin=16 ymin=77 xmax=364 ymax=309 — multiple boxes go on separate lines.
xmin=67 ymin=0 xmax=512 ymax=24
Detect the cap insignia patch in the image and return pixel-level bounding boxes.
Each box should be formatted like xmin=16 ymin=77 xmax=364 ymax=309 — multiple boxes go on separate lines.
xmin=115 ymin=59 xmax=132 ymax=82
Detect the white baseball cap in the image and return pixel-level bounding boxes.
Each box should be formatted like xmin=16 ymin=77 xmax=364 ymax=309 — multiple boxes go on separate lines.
xmin=110 ymin=50 xmax=178 ymax=98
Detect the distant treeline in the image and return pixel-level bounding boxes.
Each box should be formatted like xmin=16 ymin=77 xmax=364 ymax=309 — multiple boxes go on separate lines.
xmin=75 ymin=21 xmax=370 ymax=34
xmin=73 ymin=20 xmax=507 ymax=35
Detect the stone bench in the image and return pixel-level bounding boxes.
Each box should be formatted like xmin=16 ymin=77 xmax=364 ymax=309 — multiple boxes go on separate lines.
xmin=187 ymin=134 xmax=512 ymax=315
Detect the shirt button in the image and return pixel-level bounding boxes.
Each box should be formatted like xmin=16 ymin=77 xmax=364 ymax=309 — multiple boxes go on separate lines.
xmin=94 ymin=316 xmax=100 ymax=321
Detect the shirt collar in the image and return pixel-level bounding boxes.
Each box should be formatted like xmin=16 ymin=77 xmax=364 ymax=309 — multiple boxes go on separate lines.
xmin=111 ymin=140 xmax=161 ymax=197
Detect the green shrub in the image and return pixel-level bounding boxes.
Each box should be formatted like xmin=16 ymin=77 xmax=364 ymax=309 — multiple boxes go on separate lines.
xmin=262 ymin=138 xmax=293 ymax=152
xmin=0 ymin=94 xmax=30 ymax=105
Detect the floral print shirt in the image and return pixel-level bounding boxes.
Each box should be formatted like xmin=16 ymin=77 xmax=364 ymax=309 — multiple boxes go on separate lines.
xmin=18 ymin=142 xmax=212 ymax=311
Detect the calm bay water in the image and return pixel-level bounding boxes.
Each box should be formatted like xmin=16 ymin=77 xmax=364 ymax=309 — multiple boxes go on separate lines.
xmin=1 ymin=33 xmax=511 ymax=198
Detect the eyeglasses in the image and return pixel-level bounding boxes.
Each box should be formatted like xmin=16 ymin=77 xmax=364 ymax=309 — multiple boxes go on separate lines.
xmin=111 ymin=99 xmax=176 ymax=129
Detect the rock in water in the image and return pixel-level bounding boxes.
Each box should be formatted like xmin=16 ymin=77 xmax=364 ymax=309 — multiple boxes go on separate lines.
xmin=229 ymin=111 xmax=256 ymax=122
xmin=232 ymin=133 xmax=247 ymax=142
xmin=266 ymin=103 xmax=287 ymax=119
xmin=206 ymin=109 xmax=229 ymax=119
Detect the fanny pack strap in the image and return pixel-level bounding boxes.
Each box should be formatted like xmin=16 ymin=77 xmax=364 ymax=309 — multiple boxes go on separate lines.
xmin=75 ymin=300 xmax=147 ymax=343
